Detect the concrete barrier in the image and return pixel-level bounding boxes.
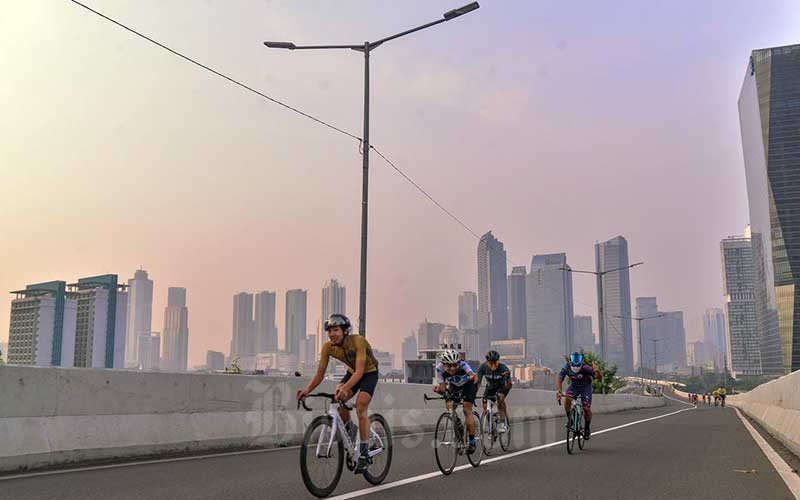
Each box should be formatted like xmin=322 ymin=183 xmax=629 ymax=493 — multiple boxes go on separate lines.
xmin=728 ymin=371 xmax=800 ymax=457
xmin=0 ymin=365 xmax=664 ymax=473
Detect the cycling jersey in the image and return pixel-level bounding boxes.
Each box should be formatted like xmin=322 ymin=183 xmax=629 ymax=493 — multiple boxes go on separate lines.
xmin=476 ymin=362 xmax=511 ymax=390
xmin=559 ymin=363 xmax=595 ymax=388
xmin=436 ymin=360 xmax=475 ymax=387
xmin=319 ymin=334 xmax=378 ymax=374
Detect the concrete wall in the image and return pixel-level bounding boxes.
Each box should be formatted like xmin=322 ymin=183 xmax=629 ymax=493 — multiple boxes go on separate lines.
xmin=0 ymin=365 xmax=664 ymax=473
xmin=728 ymin=371 xmax=800 ymax=457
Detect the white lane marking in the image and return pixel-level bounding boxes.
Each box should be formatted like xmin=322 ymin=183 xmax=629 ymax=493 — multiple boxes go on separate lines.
xmin=329 ymin=405 xmax=694 ymax=500
xmin=735 ymin=408 xmax=800 ymax=499
xmin=662 ymin=392 xmax=695 ymax=408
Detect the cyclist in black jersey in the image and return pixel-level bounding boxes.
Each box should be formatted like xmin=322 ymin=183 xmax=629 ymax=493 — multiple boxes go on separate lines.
xmin=476 ymin=350 xmax=512 ymax=433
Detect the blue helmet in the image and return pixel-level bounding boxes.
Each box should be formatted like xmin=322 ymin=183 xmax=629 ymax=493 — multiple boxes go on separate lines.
xmin=569 ymin=352 xmax=583 ymax=367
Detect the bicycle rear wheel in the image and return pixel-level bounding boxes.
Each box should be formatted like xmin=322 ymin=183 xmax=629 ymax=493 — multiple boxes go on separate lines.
xmin=467 ymin=410 xmax=483 ymax=467
xmin=434 ymin=412 xmax=459 ymax=475
xmin=577 ymin=408 xmax=585 ymax=450
xmin=499 ymin=413 xmax=511 ymax=451
xmin=480 ymin=410 xmax=495 ymax=456
xmin=363 ymin=413 xmax=393 ymax=485
xmin=300 ymin=415 xmax=344 ymax=498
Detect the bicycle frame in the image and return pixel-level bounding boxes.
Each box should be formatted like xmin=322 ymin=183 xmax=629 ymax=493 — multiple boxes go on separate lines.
xmin=311 ymin=398 xmax=385 ymax=461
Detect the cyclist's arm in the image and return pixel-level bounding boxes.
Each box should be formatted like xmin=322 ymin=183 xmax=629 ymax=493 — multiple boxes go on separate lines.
xmin=304 ymin=348 xmax=330 ymax=394
xmin=461 ymin=360 xmax=477 ymax=382
xmin=475 ymin=364 xmax=485 ymax=390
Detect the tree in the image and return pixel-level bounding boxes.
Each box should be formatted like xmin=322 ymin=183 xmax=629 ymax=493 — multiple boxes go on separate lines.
xmin=576 ymin=350 xmax=623 ymax=394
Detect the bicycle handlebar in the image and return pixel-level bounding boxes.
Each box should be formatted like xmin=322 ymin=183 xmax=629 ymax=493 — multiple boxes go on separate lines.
xmin=297 ymin=392 xmax=354 ymax=411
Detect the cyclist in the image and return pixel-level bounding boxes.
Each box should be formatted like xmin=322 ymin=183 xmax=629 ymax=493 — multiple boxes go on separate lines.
xmin=718 ymin=387 xmax=727 ymax=407
xmin=712 ymin=389 xmax=720 ymax=406
xmin=433 ymin=348 xmax=479 ymax=453
xmin=557 ymin=352 xmax=601 ymax=439
xmin=476 ymin=350 xmax=513 ymax=433
xmin=296 ymin=313 xmax=379 ymax=474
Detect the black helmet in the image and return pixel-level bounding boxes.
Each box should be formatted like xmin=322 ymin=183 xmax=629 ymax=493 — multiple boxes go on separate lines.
xmin=324 ymin=313 xmax=352 ymax=334
xmin=486 ymin=350 xmax=500 ymax=362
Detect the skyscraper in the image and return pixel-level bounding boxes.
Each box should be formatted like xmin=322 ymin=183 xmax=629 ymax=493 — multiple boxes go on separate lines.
xmin=285 ymin=289 xmax=308 ymax=355
xmin=635 ymin=297 xmax=660 ymax=372
xmin=254 ymin=291 xmax=278 ymax=353
xmin=596 ymin=236 xmax=634 ymax=375
xmin=659 ymin=311 xmax=687 ymax=371
xmin=526 ymin=253 xmax=574 ymax=369
xmin=703 ymin=308 xmax=727 ymax=371
xmin=206 ymin=350 xmax=225 ymax=371
xmin=507 ymin=266 xmax=527 ymax=341
xmin=739 ymin=43 xmax=800 ymax=374
xmin=573 ymin=315 xmax=594 ymax=352
xmin=458 ymin=291 xmax=478 ymax=330
xmin=8 ymin=282 xmax=77 ymax=367
xmin=71 ymin=275 xmax=127 ymax=369
xmin=161 ymin=287 xmax=189 ymax=372
xmin=138 ymin=332 xmax=161 ymax=371
xmin=417 ymin=320 xmax=446 ymax=351
xmin=721 ymin=234 xmax=762 ymax=377
xmin=125 ymin=269 xmax=153 ymax=367
xmin=477 ymin=232 xmax=508 ymax=354
xmin=230 ymin=292 xmax=254 ymax=358
xmin=401 ymin=334 xmax=417 ymax=362
xmin=320 ymin=279 xmax=346 ymax=352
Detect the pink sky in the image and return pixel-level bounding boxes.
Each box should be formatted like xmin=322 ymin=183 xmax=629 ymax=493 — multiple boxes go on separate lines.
xmin=2 ymin=1 xmax=799 ymax=367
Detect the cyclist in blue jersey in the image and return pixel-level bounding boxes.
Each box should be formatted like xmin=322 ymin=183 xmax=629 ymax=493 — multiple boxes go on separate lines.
xmin=557 ymin=352 xmax=601 ymax=439
xmin=434 ymin=349 xmax=479 ymax=453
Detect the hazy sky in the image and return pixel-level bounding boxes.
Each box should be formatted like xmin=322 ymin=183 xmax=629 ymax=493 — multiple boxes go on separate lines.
xmin=2 ymin=1 xmax=799 ymax=367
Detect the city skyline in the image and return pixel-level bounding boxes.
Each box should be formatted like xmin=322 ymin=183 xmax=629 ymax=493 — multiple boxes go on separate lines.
xmin=3 ymin=2 xmax=800 ymax=368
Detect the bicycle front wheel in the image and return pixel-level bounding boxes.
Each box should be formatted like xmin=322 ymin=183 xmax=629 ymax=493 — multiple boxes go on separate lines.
xmin=566 ymin=410 xmax=576 ymax=455
xmin=434 ymin=412 xmax=459 ymax=475
xmin=363 ymin=413 xmax=393 ymax=485
xmin=467 ymin=409 xmax=483 ymax=467
xmin=499 ymin=413 xmax=512 ymax=451
xmin=300 ymin=415 xmax=344 ymax=498
xmin=481 ymin=410 xmax=495 ymax=456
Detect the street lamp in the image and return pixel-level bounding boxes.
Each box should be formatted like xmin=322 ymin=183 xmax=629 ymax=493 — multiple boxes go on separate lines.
xmin=613 ymin=313 xmax=663 ymax=392
xmin=561 ymin=262 xmax=643 ymax=363
xmin=263 ymin=3 xmax=480 ymax=338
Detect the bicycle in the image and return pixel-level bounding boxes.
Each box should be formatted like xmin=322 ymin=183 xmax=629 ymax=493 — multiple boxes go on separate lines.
xmin=558 ymin=392 xmax=586 ymax=455
xmin=424 ymin=391 xmax=483 ymax=475
xmin=480 ymin=393 xmax=511 ymax=455
xmin=298 ymin=393 xmax=393 ymax=498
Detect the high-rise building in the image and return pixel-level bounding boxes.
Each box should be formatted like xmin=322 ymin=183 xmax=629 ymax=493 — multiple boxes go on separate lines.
xmin=206 ymin=350 xmax=225 ymax=371
xmin=703 ymin=308 xmax=727 ymax=371
xmin=254 ymin=291 xmax=278 ymax=353
xmin=596 ymin=236 xmax=634 ymax=375
xmin=659 ymin=311 xmax=687 ymax=371
xmin=739 ymin=43 xmax=800 ymax=374
xmin=439 ymin=325 xmax=461 ymax=349
xmin=635 ymin=297 xmax=660 ymax=372
xmin=508 ymin=266 xmax=527 ymax=341
xmin=320 ymin=279 xmax=346 ymax=352
xmin=477 ymin=231 xmax=508 ymax=354
xmin=417 ymin=320 xmax=446 ymax=351
xmin=401 ymin=334 xmax=417 ymax=363
xmin=7 ymin=282 xmax=77 ymax=367
xmin=374 ymin=350 xmax=396 ymax=374
xmin=230 ymin=292 xmax=254 ymax=358
xmin=526 ymin=253 xmax=574 ymax=370
xmin=138 ymin=332 xmax=161 ymax=371
xmin=125 ymin=269 xmax=153 ymax=367
xmin=161 ymin=287 xmax=189 ymax=372
xmin=71 ymin=275 xmax=127 ymax=369
xmin=573 ymin=315 xmax=594 ymax=352
xmin=462 ymin=328 xmax=481 ymax=361
xmin=689 ymin=341 xmax=706 ymax=368
xmin=458 ymin=291 xmax=478 ymax=330
xmin=285 ymin=289 xmax=307 ymax=355
xmin=721 ymin=234 xmax=762 ymax=377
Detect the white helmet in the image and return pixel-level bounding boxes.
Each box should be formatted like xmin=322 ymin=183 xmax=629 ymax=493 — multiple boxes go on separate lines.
xmin=439 ymin=349 xmax=461 ymax=365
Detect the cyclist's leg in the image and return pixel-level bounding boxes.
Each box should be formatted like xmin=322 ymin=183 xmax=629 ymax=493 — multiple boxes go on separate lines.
xmin=581 ymin=386 xmax=593 ymax=436
xmin=354 ymin=372 xmax=379 ymax=443
xmin=497 ymin=389 xmax=509 ymax=420
xmin=338 ymin=372 xmax=354 ymax=424
xmin=462 ymin=381 xmax=477 ymax=435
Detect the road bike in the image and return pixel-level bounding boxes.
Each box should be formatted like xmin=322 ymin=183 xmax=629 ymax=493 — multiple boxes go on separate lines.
xmin=424 ymin=390 xmax=483 ymax=475
xmin=298 ymin=393 xmax=392 ymax=498
xmin=480 ymin=393 xmax=511 ymax=455
xmin=558 ymin=392 xmax=586 ymax=455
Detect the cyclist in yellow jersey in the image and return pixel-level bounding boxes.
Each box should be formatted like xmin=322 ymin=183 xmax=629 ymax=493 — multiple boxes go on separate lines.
xmin=296 ymin=314 xmax=378 ymax=474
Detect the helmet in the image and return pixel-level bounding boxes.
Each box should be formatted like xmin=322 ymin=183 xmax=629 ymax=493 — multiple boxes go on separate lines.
xmin=440 ymin=349 xmax=461 ymax=365
xmin=569 ymin=352 xmax=583 ymax=367
xmin=323 ymin=313 xmax=352 ymax=334
xmin=486 ymin=350 xmax=500 ymax=362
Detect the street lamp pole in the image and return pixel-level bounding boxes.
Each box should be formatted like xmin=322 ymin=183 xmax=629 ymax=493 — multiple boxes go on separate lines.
xmin=614 ymin=313 xmax=663 ymax=393
xmin=264 ymin=3 xmax=480 ymax=337
xmin=561 ymin=262 xmax=643 ymax=362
